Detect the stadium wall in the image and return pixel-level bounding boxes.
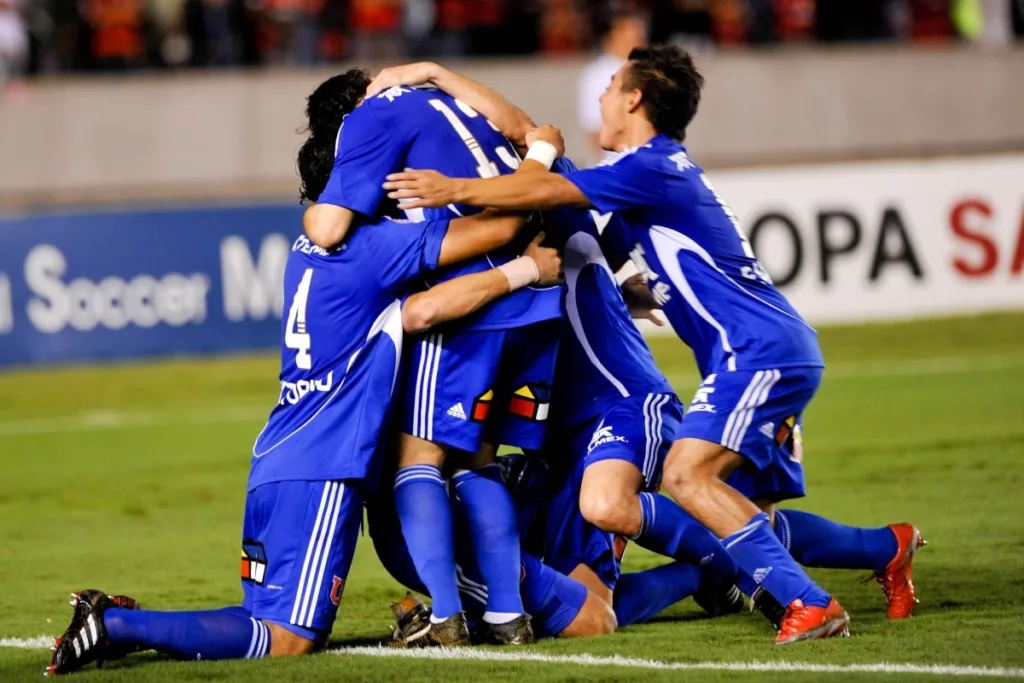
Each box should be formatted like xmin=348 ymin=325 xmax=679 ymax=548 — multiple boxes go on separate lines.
xmin=1 ymin=155 xmax=1021 ymax=367
xmin=1 ymin=47 xmax=1023 ymax=205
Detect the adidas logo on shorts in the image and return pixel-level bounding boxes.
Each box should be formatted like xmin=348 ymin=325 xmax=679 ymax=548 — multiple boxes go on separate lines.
xmin=447 ymin=402 xmax=468 ymax=420
xmin=759 ymin=422 xmax=775 ymax=439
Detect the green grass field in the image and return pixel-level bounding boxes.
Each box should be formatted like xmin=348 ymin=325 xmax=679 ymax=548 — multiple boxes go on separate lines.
xmin=1 ymin=314 xmax=1023 ymax=682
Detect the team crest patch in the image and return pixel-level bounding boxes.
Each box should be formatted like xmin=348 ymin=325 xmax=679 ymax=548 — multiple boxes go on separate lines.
xmin=471 ymin=390 xmax=493 ymax=422
xmin=330 ymin=576 xmax=345 ymax=606
xmin=508 ymin=383 xmax=551 ymax=422
xmin=241 ymin=539 xmax=267 ymax=585
xmin=775 ymin=417 xmax=804 ymax=463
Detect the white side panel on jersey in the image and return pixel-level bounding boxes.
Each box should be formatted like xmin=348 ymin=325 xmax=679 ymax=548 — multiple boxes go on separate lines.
xmin=648 ymin=226 xmax=738 ymax=372
xmin=564 ymin=231 xmax=630 ymax=398
xmin=650 ymin=226 xmax=814 ymax=329
xmin=253 ymin=299 xmax=404 ymax=458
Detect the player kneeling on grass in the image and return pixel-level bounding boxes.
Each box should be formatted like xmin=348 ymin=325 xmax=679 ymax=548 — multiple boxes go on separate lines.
xmin=46 ymin=164 xmax=563 ymax=675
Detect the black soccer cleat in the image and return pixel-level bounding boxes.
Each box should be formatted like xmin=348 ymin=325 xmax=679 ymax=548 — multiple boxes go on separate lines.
xmin=422 ymin=612 xmax=472 ymax=647
xmin=476 ymin=614 xmax=534 ymax=646
xmin=388 ymin=594 xmax=432 ymax=648
xmin=750 ymin=586 xmax=786 ymax=631
xmin=47 ymin=590 xmax=141 ymax=676
xmin=693 ymin=579 xmax=745 ymax=619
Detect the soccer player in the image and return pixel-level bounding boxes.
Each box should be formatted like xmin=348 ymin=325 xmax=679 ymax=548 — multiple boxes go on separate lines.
xmin=381 ymin=46 xmax=858 ymax=644
xmin=364 ymin=61 xmax=747 ymax=627
xmin=301 ymin=69 xmax=565 ymax=646
xmin=46 ymin=167 xmax=562 ymax=675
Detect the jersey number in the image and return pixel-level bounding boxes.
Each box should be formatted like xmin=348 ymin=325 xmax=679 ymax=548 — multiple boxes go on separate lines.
xmin=429 ymin=99 xmax=520 ymax=179
xmin=285 ymin=268 xmax=314 ymax=370
xmin=700 ymin=173 xmax=773 ymax=284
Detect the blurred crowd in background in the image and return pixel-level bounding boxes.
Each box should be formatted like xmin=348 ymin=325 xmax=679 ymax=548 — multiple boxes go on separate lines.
xmin=1 ymin=0 xmax=1023 ymax=91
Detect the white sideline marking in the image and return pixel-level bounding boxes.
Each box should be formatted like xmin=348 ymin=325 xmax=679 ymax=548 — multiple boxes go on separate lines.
xmin=0 ymin=636 xmax=54 ymax=649
xmin=0 ymin=405 xmax=267 ymax=437
xmin=1 ymin=354 xmax=1022 ymax=438
xmin=3 ymin=638 xmax=1021 ymax=678
xmin=332 ymin=646 xmax=1024 ymax=679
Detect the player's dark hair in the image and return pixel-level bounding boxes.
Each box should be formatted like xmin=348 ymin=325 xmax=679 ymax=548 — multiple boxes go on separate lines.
xmin=623 ymin=45 xmax=704 ymax=141
xmin=297 ymin=69 xmax=372 ymax=203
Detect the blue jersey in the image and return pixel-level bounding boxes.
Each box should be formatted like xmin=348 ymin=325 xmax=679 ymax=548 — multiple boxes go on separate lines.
xmin=317 ymin=86 xmax=561 ymax=331
xmin=544 ymin=160 xmax=673 ymax=429
xmin=563 ymin=135 xmax=824 ymax=377
xmin=250 ymin=220 xmax=447 ymax=490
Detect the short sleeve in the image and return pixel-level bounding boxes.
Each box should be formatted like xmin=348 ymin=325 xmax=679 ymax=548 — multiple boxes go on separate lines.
xmin=361 ymin=218 xmax=449 ymax=291
xmin=597 ymin=213 xmax=633 ymax=264
xmin=317 ymin=104 xmax=405 ymax=216
xmin=561 ymin=152 xmax=671 ymax=214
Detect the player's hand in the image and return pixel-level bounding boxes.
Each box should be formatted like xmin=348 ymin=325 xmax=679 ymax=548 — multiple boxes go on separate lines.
xmin=384 ymin=169 xmax=458 ymax=209
xmin=365 ymin=62 xmax=442 ymax=98
xmin=621 ymin=273 xmax=665 ymax=327
xmin=523 ymin=232 xmax=563 ymax=286
xmin=525 ymin=125 xmax=565 ymax=158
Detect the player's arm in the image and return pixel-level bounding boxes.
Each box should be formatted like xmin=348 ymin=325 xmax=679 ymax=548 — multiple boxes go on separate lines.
xmin=304 ymin=203 xmax=355 ymax=250
xmin=402 ymin=234 xmax=561 ymax=334
xmin=385 ymin=130 xmax=589 ymax=212
xmin=365 ymin=62 xmax=536 ymax=151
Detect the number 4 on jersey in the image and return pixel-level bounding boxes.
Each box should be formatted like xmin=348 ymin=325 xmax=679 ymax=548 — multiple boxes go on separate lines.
xmin=285 ymin=268 xmax=314 ymax=370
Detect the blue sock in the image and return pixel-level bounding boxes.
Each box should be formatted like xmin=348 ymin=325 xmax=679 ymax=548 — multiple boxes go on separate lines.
xmin=776 ymin=509 xmax=898 ymax=574
xmin=104 ymin=606 xmax=269 ymax=660
xmin=736 ymin=570 xmax=759 ymax=598
xmin=723 ymin=512 xmax=831 ymax=608
xmin=613 ymin=562 xmax=702 ymax=627
xmin=634 ymin=492 xmax=739 ymax=583
xmin=394 ymin=464 xmax=462 ymax=620
xmin=452 ymin=465 xmax=525 ymax=619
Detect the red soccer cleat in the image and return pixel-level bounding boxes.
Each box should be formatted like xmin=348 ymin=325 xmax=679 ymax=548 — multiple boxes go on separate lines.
xmin=775 ymin=598 xmax=850 ymax=645
xmin=876 ymin=523 xmax=927 ymax=619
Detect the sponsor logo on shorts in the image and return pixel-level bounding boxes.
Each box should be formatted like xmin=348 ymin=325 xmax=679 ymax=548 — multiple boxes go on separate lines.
xmin=759 ymin=422 xmax=775 ymax=439
xmin=447 ymin=402 xmax=468 ymax=420
xmin=588 ymin=422 xmax=628 ymax=453
xmin=508 ymin=383 xmax=551 ymax=422
xmin=689 ymin=375 xmax=716 ymax=413
xmin=241 ymin=539 xmax=267 ymax=586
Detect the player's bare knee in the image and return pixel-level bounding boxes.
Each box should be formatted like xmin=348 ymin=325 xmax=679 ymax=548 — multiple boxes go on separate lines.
xmin=579 ymin=489 xmax=636 ymax=537
xmin=561 ymin=593 xmax=617 ymax=638
xmin=264 ymin=622 xmax=317 ymax=657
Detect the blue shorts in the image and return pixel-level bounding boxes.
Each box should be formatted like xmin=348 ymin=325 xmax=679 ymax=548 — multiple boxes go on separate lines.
xmin=401 ymin=320 xmax=560 ymax=453
xmin=241 ymin=480 xmax=363 ymax=640
xmin=581 ymin=393 xmax=684 ymax=490
xmin=539 ymin=394 xmax=682 ymax=588
xmin=366 ymin=489 xmax=586 ymax=639
xmin=677 ymin=368 xmax=821 ymax=503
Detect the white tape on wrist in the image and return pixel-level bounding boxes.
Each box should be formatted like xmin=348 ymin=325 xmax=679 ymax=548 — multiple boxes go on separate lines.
xmin=498 ymin=256 xmax=540 ymax=291
xmin=614 ymin=260 xmax=640 ymax=285
xmin=524 ymin=141 xmax=558 ymax=170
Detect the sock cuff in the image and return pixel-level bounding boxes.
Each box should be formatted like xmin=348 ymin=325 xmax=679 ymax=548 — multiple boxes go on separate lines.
xmin=723 ymin=511 xmax=771 ymax=550
xmin=632 ymin=492 xmax=658 ymax=541
xmin=394 ymin=464 xmax=444 ymax=489
xmin=774 ymin=510 xmax=791 ymax=551
xmin=245 ymin=618 xmax=270 ymax=659
xmin=451 ymin=463 xmax=503 ymax=487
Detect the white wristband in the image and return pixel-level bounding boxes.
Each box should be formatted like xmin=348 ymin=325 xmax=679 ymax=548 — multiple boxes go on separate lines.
xmin=498 ymin=256 xmax=540 ymax=291
xmin=524 ymin=141 xmax=558 ymax=170
xmin=614 ymin=260 xmax=640 ymax=285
